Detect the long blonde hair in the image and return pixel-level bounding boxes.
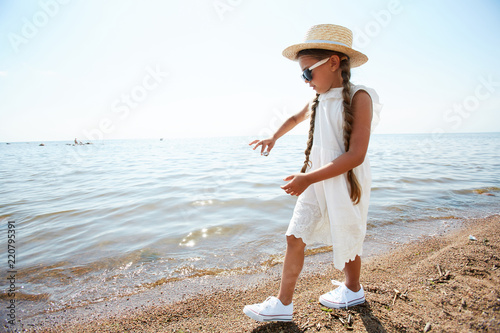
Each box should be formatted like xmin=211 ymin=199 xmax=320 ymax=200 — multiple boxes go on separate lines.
xmin=298 ymin=49 xmax=362 ymax=205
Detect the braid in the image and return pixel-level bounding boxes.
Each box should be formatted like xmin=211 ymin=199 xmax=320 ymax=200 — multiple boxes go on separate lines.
xmin=296 ymin=49 xmax=363 ymax=204
xmin=340 ymin=58 xmax=362 ymax=204
xmin=300 ymin=93 xmax=320 ymax=173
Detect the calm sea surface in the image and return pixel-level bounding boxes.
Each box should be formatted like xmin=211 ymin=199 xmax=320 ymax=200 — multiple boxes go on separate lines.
xmin=1 ymin=133 xmax=499 ymax=317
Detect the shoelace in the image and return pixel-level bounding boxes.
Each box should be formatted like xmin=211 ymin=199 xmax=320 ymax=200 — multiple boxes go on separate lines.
xmin=262 ymin=296 xmax=277 ymax=309
xmin=331 ymin=280 xmax=349 ymax=309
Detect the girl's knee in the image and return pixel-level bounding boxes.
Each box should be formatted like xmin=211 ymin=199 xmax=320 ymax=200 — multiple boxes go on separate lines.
xmin=286 ymin=235 xmax=306 ymax=248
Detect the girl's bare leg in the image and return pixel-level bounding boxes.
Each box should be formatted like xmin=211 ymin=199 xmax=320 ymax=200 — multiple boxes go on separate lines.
xmin=277 ymin=235 xmax=306 ymax=305
xmin=343 ymin=255 xmax=362 ymax=292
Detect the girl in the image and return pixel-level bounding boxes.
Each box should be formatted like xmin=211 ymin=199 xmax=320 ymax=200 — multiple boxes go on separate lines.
xmin=244 ymin=24 xmax=381 ymax=322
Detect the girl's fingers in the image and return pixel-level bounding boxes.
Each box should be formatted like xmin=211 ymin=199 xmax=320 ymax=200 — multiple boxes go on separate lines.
xmin=281 ymin=175 xmax=303 ymax=196
xmin=250 ymin=141 xmax=262 ymax=150
xmin=249 ymin=139 xmax=275 ymax=155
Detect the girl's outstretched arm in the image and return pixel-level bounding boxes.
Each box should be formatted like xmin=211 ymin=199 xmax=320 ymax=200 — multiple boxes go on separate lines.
xmin=249 ymin=102 xmax=309 ymax=155
xmin=282 ymin=91 xmax=373 ymax=196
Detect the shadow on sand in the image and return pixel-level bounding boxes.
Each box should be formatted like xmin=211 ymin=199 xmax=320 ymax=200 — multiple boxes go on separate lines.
xmin=250 ymin=301 xmax=387 ymax=332
xmin=355 ymin=301 xmax=387 ymax=333
xmin=250 ymin=321 xmax=302 ymax=332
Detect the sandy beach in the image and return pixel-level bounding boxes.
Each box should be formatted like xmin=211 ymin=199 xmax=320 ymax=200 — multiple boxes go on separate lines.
xmin=15 ymin=214 xmax=500 ymax=332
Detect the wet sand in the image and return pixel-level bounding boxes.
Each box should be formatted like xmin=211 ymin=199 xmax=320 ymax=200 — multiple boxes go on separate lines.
xmin=13 ymin=215 xmax=500 ymax=332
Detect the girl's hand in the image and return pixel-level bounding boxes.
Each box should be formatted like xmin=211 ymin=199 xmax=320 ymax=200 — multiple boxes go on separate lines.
xmin=249 ymin=137 xmax=276 ymax=156
xmin=281 ymin=174 xmax=311 ymax=196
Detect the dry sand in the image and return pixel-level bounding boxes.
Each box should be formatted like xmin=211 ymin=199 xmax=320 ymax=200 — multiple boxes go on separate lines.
xmin=14 ymin=215 xmax=500 ymax=332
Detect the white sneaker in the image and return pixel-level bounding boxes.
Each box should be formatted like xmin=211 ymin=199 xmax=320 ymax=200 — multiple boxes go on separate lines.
xmin=243 ymin=296 xmax=293 ymax=322
xmin=319 ymin=280 xmax=365 ymax=309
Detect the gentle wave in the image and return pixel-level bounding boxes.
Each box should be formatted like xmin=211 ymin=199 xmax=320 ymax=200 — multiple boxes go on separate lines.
xmin=0 ymin=133 xmax=499 ymax=316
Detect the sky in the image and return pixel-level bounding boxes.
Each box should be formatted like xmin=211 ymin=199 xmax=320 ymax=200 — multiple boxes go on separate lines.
xmin=0 ymin=0 xmax=499 ymax=142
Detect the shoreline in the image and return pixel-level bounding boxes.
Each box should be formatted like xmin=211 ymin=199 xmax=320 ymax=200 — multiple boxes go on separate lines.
xmin=11 ymin=214 xmax=500 ymax=332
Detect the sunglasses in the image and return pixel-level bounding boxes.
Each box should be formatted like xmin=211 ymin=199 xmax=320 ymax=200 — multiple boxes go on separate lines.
xmin=301 ymin=57 xmax=330 ymax=82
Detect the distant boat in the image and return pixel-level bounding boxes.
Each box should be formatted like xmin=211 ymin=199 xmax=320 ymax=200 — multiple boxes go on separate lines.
xmin=160 ymin=138 xmax=164 ymax=141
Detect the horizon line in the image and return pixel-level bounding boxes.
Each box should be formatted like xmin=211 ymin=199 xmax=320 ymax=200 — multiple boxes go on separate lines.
xmin=1 ymin=131 xmax=500 ymax=144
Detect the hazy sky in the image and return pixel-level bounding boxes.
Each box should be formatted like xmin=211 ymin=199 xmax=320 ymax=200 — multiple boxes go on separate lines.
xmin=1 ymin=0 xmax=499 ymax=142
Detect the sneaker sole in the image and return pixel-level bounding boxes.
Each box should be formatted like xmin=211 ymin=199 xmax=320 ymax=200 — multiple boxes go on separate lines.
xmin=319 ymin=296 xmax=365 ymax=309
xmin=243 ymin=306 xmax=293 ymax=322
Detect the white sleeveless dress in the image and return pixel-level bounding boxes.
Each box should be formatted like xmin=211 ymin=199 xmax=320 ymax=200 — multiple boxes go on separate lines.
xmin=286 ymin=85 xmax=382 ymax=271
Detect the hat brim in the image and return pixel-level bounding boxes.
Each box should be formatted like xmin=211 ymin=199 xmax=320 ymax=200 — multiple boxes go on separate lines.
xmin=282 ymin=42 xmax=368 ymax=68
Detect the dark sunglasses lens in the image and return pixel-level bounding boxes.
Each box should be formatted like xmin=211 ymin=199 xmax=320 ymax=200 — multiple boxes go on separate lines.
xmin=302 ymin=69 xmax=312 ymax=81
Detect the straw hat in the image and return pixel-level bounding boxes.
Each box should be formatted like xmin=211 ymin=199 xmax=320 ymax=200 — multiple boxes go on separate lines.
xmin=282 ymin=24 xmax=368 ymax=68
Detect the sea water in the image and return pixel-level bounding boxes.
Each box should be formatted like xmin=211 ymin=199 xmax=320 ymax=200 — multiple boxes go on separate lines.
xmin=0 ymin=133 xmax=499 ymax=317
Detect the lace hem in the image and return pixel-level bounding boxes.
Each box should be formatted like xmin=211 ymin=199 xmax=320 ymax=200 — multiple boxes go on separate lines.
xmin=286 ymin=199 xmax=331 ymax=245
